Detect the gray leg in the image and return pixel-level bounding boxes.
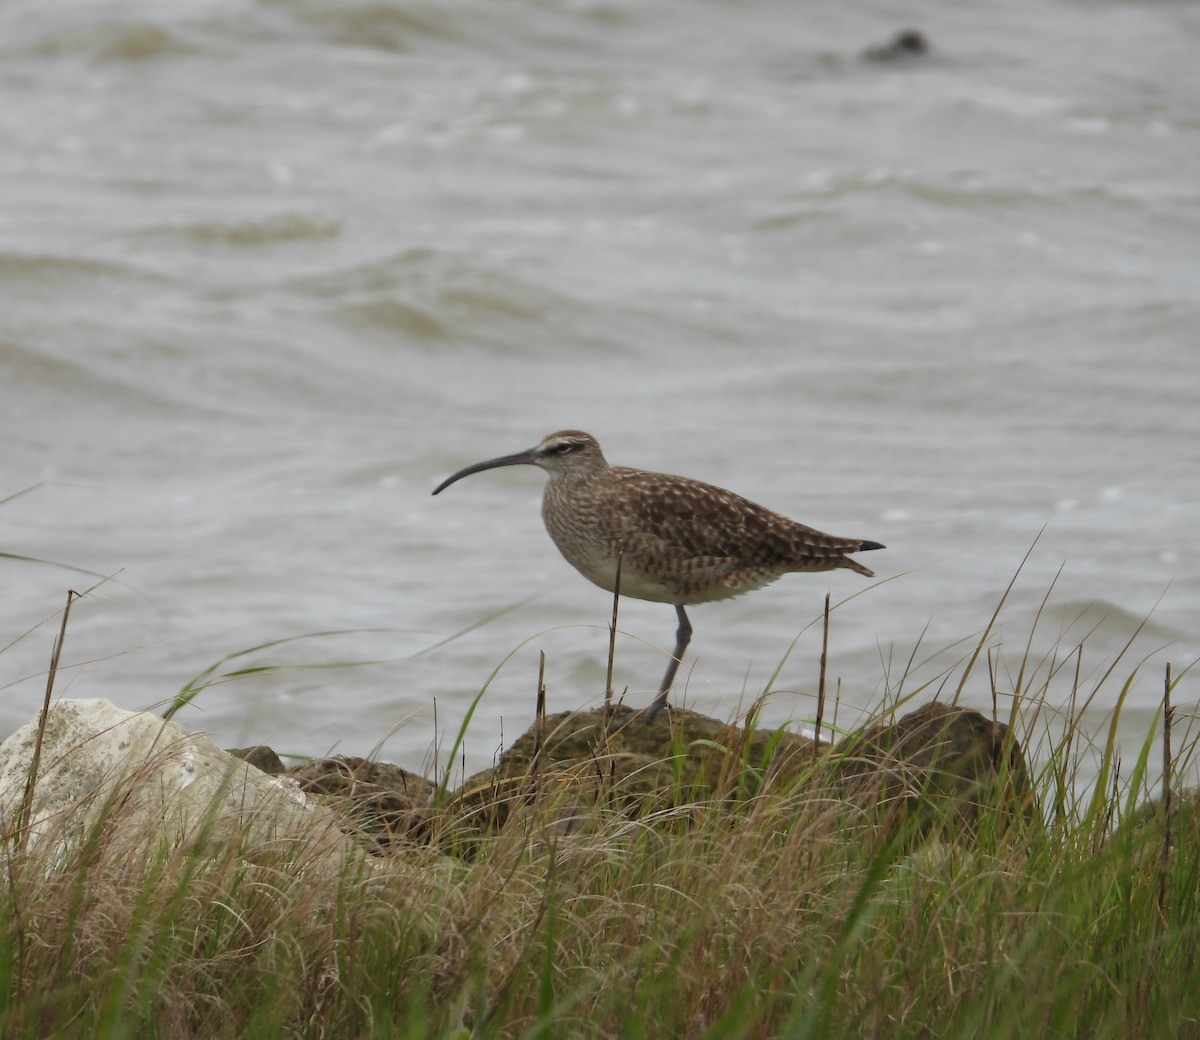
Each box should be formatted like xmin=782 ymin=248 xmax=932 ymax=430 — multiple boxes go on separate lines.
xmin=608 ymin=605 xmax=692 ymax=731
xmin=643 ymin=605 xmax=691 ymax=723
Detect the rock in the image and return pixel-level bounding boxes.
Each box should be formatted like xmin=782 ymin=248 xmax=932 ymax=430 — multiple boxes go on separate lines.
xmin=833 ymin=701 xmax=1038 ymax=837
xmin=0 ymin=699 xmax=360 ymax=869
xmin=39 ymin=698 xmax=1031 ymax=856
xmin=228 ymin=744 xmax=287 ymax=774
xmin=286 ymin=755 xmax=437 ymax=849
xmin=442 ymin=706 xmax=818 ymax=844
xmin=441 ymin=702 xmax=1036 ymax=848
xmin=863 ymin=29 xmax=930 ymax=63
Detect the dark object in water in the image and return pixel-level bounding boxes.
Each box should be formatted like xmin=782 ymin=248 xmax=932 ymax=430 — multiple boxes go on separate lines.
xmin=863 ymin=29 xmax=930 ymax=63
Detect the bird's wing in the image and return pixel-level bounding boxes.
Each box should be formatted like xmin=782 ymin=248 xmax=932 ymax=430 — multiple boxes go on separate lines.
xmin=608 ymin=468 xmax=862 ymax=571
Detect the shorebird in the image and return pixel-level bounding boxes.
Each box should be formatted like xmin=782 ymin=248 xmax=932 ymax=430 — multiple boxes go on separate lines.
xmin=432 ymin=430 xmax=883 ymax=721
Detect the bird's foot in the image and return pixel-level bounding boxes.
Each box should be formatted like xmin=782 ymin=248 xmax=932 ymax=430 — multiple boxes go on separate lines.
xmin=605 ymin=696 xmax=670 ymax=734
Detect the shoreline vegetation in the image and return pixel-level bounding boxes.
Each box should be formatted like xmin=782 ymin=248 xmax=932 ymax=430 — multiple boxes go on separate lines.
xmin=0 ymin=587 xmax=1196 ymax=1039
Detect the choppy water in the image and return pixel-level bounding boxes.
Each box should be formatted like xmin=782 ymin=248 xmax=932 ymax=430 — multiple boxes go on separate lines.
xmin=2 ymin=0 xmax=1197 ymax=786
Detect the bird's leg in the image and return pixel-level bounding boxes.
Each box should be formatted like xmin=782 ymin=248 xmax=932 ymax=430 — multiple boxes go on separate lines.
xmin=641 ymin=605 xmax=692 ymax=724
xmin=608 ymin=605 xmax=692 ymax=731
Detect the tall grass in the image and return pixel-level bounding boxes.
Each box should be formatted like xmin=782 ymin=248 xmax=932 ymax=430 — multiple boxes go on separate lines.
xmin=0 ymin=593 xmax=1196 ymax=1038
xmin=5 ymin=731 xmax=1195 ymax=1039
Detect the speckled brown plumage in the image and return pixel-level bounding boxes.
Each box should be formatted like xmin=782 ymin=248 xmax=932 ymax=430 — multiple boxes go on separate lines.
xmin=433 ymin=429 xmax=884 ymax=720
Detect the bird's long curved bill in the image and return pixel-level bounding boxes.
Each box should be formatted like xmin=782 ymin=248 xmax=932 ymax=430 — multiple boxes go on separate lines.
xmin=431 ymin=448 xmax=538 ymax=495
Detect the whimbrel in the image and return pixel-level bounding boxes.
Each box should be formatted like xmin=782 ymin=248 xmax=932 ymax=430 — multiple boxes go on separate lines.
xmin=432 ymin=430 xmax=883 ymax=721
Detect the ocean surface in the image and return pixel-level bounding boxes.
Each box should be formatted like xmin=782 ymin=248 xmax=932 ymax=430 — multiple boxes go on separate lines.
xmin=2 ymin=0 xmax=1197 ymax=790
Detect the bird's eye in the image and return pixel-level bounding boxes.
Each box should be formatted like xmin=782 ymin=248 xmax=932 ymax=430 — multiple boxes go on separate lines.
xmin=551 ymin=442 xmax=575 ymax=455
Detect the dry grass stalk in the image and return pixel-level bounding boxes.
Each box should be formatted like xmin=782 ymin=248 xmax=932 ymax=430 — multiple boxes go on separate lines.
xmin=1159 ymin=661 xmax=1173 ymax=920
xmin=604 ymin=544 xmax=622 ymax=714
xmin=16 ymin=589 xmax=79 ymax=855
xmin=815 ymin=590 xmax=830 ymax=756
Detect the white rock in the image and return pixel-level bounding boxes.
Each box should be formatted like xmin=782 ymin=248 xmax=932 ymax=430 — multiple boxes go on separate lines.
xmin=0 ymin=699 xmax=357 ymax=866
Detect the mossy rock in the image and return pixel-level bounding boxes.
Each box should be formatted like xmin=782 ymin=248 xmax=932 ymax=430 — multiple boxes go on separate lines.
xmin=286 ymin=755 xmax=437 ymax=850
xmin=830 ymin=701 xmax=1039 ymax=838
xmin=231 ymin=702 xmax=1039 ymax=854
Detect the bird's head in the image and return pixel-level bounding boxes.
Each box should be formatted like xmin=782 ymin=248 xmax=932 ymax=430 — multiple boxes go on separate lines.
xmin=432 ymin=429 xmax=607 ymax=495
